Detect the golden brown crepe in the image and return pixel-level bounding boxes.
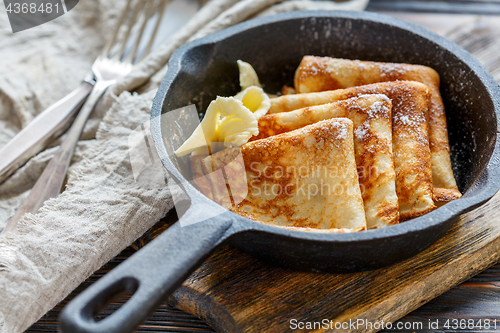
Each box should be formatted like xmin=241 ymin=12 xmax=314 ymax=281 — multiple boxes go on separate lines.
xmin=200 ymin=147 xmax=248 ymax=209
xmin=281 ymin=85 xmax=296 ymax=95
xmin=252 ymin=94 xmax=398 ymax=229
xmin=269 ymin=81 xmax=436 ymax=221
xmin=294 ymin=56 xmax=461 ymax=202
xmin=203 ymin=118 xmax=367 ymax=230
xmin=189 ymin=154 xmax=214 ymax=200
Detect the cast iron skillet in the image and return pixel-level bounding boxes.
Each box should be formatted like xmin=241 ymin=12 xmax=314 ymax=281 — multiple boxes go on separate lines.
xmin=60 ymin=11 xmax=500 ymax=333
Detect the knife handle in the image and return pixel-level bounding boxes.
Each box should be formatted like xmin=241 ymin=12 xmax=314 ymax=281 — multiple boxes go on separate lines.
xmin=0 ymin=80 xmax=95 ymax=185
xmin=1 ymin=79 xmax=114 ymax=235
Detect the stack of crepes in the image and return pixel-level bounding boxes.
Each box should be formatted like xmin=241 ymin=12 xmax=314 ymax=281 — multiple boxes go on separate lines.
xmin=187 ymin=56 xmax=462 ymax=231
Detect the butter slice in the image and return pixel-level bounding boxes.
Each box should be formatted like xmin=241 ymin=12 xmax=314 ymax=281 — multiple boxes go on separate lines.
xmin=235 ymin=86 xmax=270 ymax=118
xmin=175 ymin=97 xmax=258 ymax=157
xmin=217 ymin=97 xmax=259 ymax=148
xmin=175 ymin=61 xmax=272 ymax=157
xmin=238 ymin=60 xmax=262 ymax=90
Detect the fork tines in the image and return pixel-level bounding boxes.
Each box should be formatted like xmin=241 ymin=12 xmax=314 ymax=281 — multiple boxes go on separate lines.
xmin=103 ymin=0 xmax=170 ymax=64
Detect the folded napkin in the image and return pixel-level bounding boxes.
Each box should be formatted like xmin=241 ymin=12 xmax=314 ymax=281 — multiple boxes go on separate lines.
xmin=0 ymin=0 xmax=369 ymax=331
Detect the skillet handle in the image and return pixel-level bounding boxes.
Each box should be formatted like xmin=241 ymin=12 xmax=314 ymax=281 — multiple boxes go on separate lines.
xmin=58 ymin=215 xmax=233 ymax=333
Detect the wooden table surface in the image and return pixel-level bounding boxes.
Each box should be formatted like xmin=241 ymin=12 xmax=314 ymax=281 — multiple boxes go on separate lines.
xmin=28 ymin=3 xmax=500 ymax=333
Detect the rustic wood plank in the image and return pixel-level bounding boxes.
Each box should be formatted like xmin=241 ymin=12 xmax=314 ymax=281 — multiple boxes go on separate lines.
xmin=383 ymin=281 xmax=500 ymax=332
xmin=468 ymin=264 xmax=500 ymax=281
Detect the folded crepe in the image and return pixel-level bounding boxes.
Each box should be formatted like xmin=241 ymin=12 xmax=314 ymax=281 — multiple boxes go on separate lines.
xmin=189 ymin=154 xmax=214 ymax=200
xmin=202 ymin=118 xmax=367 ymax=230
xmin=200 ymin=147 xmax=249 ymax=209
xmin=270 ymin=81 xmax=436 ymax=221
xmin=252 ymin=94 xmax=398 ymax=229
xmin=294 ymin=56 xmax=461 ymax=202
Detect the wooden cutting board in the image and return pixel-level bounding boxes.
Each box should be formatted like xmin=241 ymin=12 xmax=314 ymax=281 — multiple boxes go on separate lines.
xmin=167 ymin=190 xmax=500 ymax=333
xmin=164 ymin=17 xmax=500 ymax=333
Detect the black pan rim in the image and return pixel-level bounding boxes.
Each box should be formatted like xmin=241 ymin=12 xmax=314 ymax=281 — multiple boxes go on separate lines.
xmin=151 ymin=10 xmax=500 ymax=243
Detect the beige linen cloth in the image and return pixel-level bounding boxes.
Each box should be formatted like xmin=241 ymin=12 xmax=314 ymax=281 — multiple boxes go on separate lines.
xmin=0 ymin=0 xmax=369 ymax=331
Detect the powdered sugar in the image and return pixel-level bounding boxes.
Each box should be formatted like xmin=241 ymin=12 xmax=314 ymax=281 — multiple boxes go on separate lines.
xmin=334 ymin=121 xmax=348 ymax=140
xmin=355 ymin=125 xmax=369 ymax=141
xmin=398 ymin=115 xmax=412 ymax=125
xmin=313 ymin=119 xmax=350 ymax=141
xmin=351 ymin=94 xmax=391 ymax=118
xmin=378 ymin=63 xmax=408 ymax=78
xmin=394 ymin=112 xmax=423 ymax=128
xmin=357 ymin=93 xmax=390 ymax=102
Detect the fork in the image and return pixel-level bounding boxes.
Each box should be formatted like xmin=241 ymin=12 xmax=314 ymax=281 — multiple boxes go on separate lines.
xmin=1 ymin=0 xmax=169 ymax=234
